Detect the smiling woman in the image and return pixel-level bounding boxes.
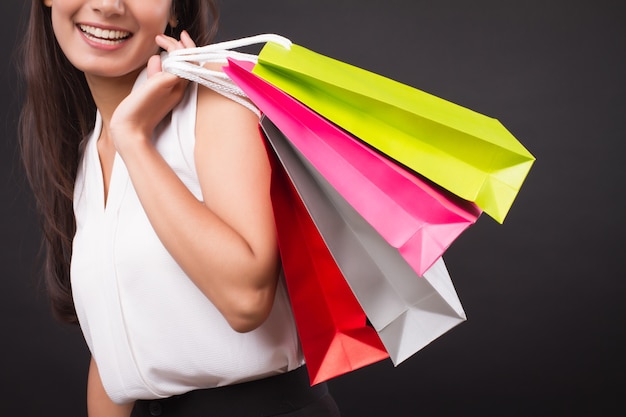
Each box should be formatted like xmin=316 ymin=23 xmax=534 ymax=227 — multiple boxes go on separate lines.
xmin=44 ymin=0 xmax=173 ymax=77
xmin=18 ymin=1 xmax=340 ymax=416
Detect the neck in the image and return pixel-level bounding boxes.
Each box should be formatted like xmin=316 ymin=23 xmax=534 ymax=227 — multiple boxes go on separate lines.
xmin=85 ymin=68 xmax=144 ymax=133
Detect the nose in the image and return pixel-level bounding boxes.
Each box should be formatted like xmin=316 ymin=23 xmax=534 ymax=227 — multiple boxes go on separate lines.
xmin=91 ymin=0 xmax=125 ymax=17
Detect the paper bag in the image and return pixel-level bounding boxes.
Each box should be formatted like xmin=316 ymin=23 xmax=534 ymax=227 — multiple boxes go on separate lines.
xmin=262 ymin=117 xmax=467 ymax=365
xmin=224 ymin=58 xmax=481 ymax=276
xmin=252 ymin=42 xmax=535 ymax=223
xmin=267 ymin=136 xmax=388 ymax=384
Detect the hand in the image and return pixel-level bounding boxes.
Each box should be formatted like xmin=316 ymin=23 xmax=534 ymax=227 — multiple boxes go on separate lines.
xmin=110 ymin=31 xmax=197 ymax=156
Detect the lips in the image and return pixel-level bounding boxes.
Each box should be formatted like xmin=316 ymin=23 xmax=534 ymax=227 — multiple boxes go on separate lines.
xmin=79 ymin=24 xmax=132 ymax=45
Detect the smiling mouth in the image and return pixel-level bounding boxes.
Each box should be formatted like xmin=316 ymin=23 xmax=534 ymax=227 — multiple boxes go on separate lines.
xmin=79 ymin=24 xmax=132 ymax=45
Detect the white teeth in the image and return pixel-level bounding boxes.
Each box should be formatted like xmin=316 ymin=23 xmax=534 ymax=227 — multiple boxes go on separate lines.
xmin=79 ymin=24 xmax=131 ymax=41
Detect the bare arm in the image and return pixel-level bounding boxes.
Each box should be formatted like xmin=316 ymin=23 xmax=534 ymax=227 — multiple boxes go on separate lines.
xmin=87 ymin=358 xmax=134 ymax=417
xmin=109 ymin=33 xmax=278 ymax=333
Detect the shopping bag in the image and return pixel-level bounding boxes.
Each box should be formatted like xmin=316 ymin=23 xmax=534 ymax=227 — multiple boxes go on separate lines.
xmin=262 ymin=117 xmax=467 ymax=365
xmin=251 ymin=41 xmax=535 ymax=223
xmin=266 ymin=135 xmax=389 ymax=385
xmin=224 ymin=59 xmax=481 ymax=276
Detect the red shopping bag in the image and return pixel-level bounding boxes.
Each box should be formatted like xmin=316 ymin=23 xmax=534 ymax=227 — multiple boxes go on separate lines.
xmin=265 ymin=137 xmax=388 ymax=385
xmin=225 ymin=59 xmax=481 ymax=275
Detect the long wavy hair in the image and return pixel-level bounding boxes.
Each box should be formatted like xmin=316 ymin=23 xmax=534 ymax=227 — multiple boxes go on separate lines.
xmin=19 ymin=0 xmax=219 ymax=324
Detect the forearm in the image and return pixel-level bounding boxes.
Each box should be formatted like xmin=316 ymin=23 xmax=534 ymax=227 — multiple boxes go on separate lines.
xmin=117 ymin=138 xmax=278 ymax=331
xmin=88 ymin=358 xmax=134 ymax=417
xmin=106 ymin=37 xmax=278 ymax=331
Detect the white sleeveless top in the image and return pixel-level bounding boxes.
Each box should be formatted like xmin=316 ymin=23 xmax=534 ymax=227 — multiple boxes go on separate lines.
xmin=71 ymin=71 xmax=303 ymax=404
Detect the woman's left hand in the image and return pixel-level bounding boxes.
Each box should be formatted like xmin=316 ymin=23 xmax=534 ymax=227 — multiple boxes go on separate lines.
xmin=110 ymin=31 xmax=196 ymax=155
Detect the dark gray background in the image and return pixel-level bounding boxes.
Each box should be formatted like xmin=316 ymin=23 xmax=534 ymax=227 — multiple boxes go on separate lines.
xmin=2 ymin=1 xmax=624 ymax=416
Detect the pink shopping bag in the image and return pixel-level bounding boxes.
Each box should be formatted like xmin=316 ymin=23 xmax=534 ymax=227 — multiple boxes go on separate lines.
xmin=225 ymin=59 xmax=481 ymax=275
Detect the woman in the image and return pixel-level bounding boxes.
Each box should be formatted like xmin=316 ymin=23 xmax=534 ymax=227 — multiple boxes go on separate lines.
xmin=19 ymin=0 xmax=340 ymax=415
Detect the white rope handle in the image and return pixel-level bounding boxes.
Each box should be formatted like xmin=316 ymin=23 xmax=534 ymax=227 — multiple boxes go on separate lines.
xmin=162 ymin=34 xmax=292 ymax=117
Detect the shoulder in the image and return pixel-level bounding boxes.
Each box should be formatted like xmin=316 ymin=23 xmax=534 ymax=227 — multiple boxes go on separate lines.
xmin=196 ymin=63 xmax=259 ymax=129
xmin=194 ymin=64 xmax=260 ymax=148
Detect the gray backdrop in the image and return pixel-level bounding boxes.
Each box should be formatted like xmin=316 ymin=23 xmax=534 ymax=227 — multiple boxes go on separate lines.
xmin=2 ymin=1 xmax=624 ymax=416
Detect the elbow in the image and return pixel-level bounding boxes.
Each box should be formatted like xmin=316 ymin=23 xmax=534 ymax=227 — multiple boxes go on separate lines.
xmin=223 ymin=286 xmax=276 ymax=333
xmin=200 ymin=250 xmax=281 ymax=333
xmin=228 ymin=316 xmax=267 ymax=334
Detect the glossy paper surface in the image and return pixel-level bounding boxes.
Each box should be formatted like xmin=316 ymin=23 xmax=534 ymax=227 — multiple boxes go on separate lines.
xmin=225 ymin=59 xmax=481 ymax=275
xmin=263 ymin=117 xmax=466 ymax=366
xmin=253 ymin=42 xmax=535 ymax=223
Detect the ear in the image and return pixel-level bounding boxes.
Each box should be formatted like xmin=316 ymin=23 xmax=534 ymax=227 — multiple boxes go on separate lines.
xmin=42 ymin=0 xmax=53 ymax=7
xmin=169 ymin=15 xmax=179 ymax=28
xmin=169 ymin=1 xmax=178 ymax=28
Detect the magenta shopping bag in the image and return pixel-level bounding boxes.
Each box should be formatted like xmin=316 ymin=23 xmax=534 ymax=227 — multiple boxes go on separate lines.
xmin=224 ymin=59 xmax=481 ymax=275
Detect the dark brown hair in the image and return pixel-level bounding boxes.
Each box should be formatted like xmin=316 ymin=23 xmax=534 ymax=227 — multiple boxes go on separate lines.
xmin=19 ymin=0 xmax=219 ymax=324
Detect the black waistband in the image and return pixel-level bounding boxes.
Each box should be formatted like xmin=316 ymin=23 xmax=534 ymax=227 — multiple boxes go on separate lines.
xmin=131 ymin=366 xmax=327 ymax=417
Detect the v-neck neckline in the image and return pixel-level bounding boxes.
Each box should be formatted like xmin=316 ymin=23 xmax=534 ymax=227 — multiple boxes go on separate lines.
xmin=89 ymin=69 xmax=147 ymax=212
xmin=90 ymin=113 xmax=126 ymax=212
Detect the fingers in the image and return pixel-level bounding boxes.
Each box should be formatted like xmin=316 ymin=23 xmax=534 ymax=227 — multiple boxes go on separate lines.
xmin=180 ymin=30 xmax=197 ymax=49
xmin=146 ymin=55 xmax=162 ymax=79
xmin=152 ymin=30 xmax=195 ymax=81
xmin=150 ymin=30 xmax=198 ymax=84
xmin=155 ymin=30 xmax=196 ymax=52
xmin=155 ymin=33 xmax=182 ymax=52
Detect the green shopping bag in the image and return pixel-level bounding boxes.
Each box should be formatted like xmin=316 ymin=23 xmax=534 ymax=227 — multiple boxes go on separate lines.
xmin=252 ymin=42 xmax=535 ymax=223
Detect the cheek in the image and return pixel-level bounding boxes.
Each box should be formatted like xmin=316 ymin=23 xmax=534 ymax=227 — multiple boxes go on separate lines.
xmin=49 ymin=6 xmax=78 ymax=57
xmin=136 ymin=3 xmax=173 ymax=33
